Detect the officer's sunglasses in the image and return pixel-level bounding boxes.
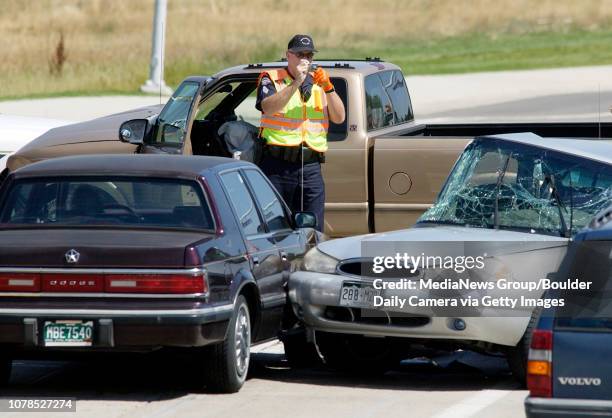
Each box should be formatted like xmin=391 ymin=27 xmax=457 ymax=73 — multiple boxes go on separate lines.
xmin=291 ymin=51 xmax=314 ymax=60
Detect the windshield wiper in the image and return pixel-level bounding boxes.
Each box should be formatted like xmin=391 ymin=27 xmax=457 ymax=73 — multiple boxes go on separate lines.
xmin=493 ymin=153 xmax=512 ymax=229
xmin=543 ymin=173 xmax=569 ymax=237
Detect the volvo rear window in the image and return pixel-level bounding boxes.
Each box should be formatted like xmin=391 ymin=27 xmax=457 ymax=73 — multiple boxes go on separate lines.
xmin=0 ymin=177 xmax=214 ymax=230
xmin=555 ymin=240 xmax=612 ymax=330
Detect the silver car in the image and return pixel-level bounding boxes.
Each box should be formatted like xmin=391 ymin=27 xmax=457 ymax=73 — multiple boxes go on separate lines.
xmin=287 ymin=133 xmax=612 ymax=380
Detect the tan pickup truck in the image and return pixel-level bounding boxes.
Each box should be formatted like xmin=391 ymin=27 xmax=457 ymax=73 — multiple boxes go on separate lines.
xmin=4 ymin=59 xmax=612 ymax=236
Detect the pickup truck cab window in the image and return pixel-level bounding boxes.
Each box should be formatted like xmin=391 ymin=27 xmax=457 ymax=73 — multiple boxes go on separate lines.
xmin=220 ymin=170 xmax=265 ymax=236
xmin=327 ymin=77 xmax=348 ymax=141
xmin=242 ymin=169 xmax=291 ymax=232
xmin=151 ymin=81 xmax=200 ymax=147
xmin=380 ymin=70 xmax=413 ymax=123
xmin=365 ymin=70 xmax=412 ymax=130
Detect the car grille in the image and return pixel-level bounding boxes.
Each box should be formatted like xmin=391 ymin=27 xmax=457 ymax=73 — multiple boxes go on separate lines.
xmin=336 ymin=258 xmax=420 ymax=279
xmin=324 ymin=306 xmax=429 ymax=327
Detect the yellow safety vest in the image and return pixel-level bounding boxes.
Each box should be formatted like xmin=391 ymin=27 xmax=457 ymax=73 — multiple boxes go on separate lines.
xmin=258 ymin=69 xmax=329 ymax=153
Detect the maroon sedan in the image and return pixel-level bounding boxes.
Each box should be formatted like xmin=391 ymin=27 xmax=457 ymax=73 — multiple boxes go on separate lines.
xmin=0 ymin=154 xmax=317 ymax=392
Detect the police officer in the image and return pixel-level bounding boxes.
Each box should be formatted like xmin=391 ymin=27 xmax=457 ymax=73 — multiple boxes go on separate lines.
xmin=256 ymin=34 xmax=345 ymax=232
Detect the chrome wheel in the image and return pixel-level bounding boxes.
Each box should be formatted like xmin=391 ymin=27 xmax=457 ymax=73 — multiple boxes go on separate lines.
xmin=234 ymin=304 xmax=251 ymax=377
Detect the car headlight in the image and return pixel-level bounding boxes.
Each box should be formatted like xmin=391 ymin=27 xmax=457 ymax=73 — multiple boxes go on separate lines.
xmin=302 ymin=247 xmax=339 ymax=274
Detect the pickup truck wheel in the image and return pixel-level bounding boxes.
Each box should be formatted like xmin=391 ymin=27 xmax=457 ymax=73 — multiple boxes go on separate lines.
xmin=316 ymin=332 xmax=397 ymax=375
xmin=0 ymin=352 xmax=11 ymax=386
xmin=281 ymin=329 xmax=321 ymax=368
xmin=202 ymin=295 xmax=251 ymax=393
xmin=507 ymin=307 xmax=542 ymax=386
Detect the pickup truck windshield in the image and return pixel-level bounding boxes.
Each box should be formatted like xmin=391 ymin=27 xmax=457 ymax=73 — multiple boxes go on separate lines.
xmin=419 ymin=138 xmax=612 ymax=236
xmin=0 ymin=177 xmax=213 ymax=230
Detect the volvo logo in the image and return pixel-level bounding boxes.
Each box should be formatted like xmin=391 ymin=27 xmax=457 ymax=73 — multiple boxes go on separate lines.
xmin=558 ymin=377 xmax=602 ymax=386
xmin=65 ymin=249 xmax=80 ymax=264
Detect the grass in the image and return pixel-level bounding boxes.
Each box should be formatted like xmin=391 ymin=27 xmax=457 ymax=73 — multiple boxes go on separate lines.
xmin=351 ymin=29 xmax=612 ymax=75
xmin=1 ymin=0 xmax=612 ymax=100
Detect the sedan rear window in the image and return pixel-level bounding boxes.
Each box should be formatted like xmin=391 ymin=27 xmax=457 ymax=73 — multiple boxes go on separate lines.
xmin=0 ymin=177 xmax=214 ymax=230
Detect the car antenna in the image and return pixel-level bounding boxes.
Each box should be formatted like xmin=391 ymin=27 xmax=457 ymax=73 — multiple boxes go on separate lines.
xmin=596 ymin=82 xmax=606 ymax=140
xmin=160 ymin=22 xmax=164 ymax=105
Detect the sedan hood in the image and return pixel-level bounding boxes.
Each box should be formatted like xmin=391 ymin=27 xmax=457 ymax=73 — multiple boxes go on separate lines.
xmin=0 ymin=229 xmax=212 ymax=268
xmin=316 ymin=225 xmax=569 ymax=261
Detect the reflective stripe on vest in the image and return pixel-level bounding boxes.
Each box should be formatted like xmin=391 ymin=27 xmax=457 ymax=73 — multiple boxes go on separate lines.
xmin=258 ymin=69 xmax=329 ymax=152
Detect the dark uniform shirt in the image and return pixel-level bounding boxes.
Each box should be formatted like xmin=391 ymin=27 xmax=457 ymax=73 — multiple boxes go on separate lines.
xmin=255 ymin=69 xmax=314 ymax=112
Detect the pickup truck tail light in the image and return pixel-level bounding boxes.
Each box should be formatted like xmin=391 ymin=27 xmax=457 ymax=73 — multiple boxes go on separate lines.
xmin=105 ymin=272 xmax=208 ymax=294
xmin=0 ymin=271 xmax=208 ymax=295
xmin=0 ymin=273 xmax=41 ymax=291
xmin=527 ymin=329 xmax=553 ymax=398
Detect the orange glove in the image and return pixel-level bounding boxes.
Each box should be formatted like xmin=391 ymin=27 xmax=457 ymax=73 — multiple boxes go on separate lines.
xmin=313 ymin=67 xmax=334 ymax=92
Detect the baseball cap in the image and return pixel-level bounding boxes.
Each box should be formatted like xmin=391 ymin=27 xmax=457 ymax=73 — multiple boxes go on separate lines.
xmin=287 ymin=34 xmax=318 ymax=53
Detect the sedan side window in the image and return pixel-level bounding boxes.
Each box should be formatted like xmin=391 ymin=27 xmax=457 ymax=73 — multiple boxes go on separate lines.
xmin=243 ymin=169 xmax=291 ymax=232
xmin=220 ymin=171 xmax=264 ymax=236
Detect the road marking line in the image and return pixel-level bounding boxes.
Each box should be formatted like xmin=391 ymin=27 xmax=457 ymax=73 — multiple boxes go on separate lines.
xmin=143 ymin=395 xmax=199 ymax=418
xmin=251 ymin=339 xmax=283 ymax=354
xmin=430 ymin=389 xmax=514 ymax=418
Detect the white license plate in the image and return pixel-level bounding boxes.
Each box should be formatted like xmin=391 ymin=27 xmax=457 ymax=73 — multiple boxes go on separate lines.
xmin=43 ymin=320 xmax=94 ymax=347
xmin=339 ymin=282 xmax=381 ymax=307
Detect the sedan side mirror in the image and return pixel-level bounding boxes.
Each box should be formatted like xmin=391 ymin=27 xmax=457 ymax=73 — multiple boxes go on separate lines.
xmin=294 ymin=211 xmax=317 ymax=229
xmin=119 ymin=119 xmax=149 ymax=145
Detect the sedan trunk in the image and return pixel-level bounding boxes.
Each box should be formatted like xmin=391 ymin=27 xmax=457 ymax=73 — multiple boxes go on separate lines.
xmin=0 ymin=229 xmax=212 ymax=268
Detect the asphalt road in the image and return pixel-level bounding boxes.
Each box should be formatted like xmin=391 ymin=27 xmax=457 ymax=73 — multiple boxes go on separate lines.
xmin=1 ymin=341 xmax=526 ymax=418
xmin=421 ymin=90 xmax=612 ymax=123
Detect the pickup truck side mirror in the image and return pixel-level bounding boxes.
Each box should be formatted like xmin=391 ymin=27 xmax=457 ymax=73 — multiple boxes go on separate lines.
xmin=119 ymin=119 xmax=149 ymax=145
xmin=294 ymin=211 xmax=317 ymax=229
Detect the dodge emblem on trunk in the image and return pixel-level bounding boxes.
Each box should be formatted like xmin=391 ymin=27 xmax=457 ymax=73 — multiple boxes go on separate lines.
xmin=65 ymin=249 xmax=80 ymax=264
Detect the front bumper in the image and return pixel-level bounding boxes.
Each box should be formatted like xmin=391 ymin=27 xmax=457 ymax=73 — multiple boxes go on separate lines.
xmin=289 ymin=271 xmax=527 ymax=347
xmin=525 ymin=397 xmax=612 ymax=418
xmin=0 ymin=304 xmax=233 ymax=351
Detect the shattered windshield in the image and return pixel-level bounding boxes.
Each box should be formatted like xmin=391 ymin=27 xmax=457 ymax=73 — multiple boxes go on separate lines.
xmin=419 ymin=138 xmax=612 ymax=236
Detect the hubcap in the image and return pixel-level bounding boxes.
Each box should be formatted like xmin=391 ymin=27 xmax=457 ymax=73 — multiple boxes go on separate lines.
xmin=234 ymin=305 xmax=250 ymax=377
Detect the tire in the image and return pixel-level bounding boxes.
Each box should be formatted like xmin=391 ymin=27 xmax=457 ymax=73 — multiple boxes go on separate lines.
xmin=281 ymin=329 xmax=320 ymax=368
xmin=316 ymin=332 xmax=398 ymax=375
xmin=508 ymin=307 xmax=542 ymax=385
xmin=0 ymin=352 xmax=11 ymax=386
xmin=202 ymin=295 xmax=251 ymax=393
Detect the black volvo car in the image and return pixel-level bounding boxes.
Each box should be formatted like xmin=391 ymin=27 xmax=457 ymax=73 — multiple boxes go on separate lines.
xmin=0 ymin=154 xmax=318 ymax=393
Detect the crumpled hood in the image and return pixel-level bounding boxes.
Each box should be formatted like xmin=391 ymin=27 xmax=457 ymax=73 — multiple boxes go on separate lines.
xmin=316 ymin=224 xmax=569 ymax=261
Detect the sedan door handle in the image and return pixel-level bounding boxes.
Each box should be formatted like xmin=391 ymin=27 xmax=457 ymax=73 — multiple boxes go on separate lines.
xmin=252 ymin=256 xmax=260 ymax=266
xmin=280 ymin=251 xmax=288 ymax=261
